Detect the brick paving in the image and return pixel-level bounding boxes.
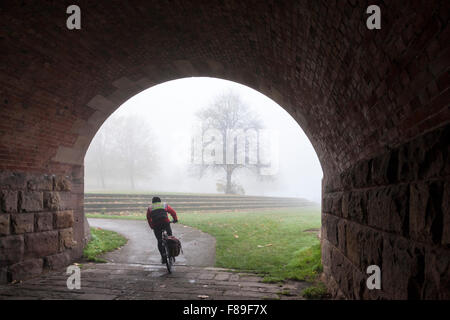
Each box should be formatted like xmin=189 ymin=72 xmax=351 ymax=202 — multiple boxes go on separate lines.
xmin=0 ymin=262 xmax=308 ymax=300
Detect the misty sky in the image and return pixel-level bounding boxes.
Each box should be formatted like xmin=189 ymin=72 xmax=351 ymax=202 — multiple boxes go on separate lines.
xmin=85 ymin=77 xmax=323 ymax=203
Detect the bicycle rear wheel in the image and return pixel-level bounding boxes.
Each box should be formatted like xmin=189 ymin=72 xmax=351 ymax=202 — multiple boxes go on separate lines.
xmin=165 ymin=244 xmax=172 ymax=273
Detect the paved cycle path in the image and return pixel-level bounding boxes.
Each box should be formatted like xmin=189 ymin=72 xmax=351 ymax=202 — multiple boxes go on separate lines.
xmin=87 ymin=218 xmax=216 ymax=266
xmin=0 ymin=219 xmax=309 ymax=300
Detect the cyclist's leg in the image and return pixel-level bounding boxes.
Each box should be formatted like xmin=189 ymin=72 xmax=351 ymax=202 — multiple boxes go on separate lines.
xmin=163 ymin=223 xmax=175 ymax=263
xmin=153 ymin=225 xmax=166 ymax=262
xmin=164 ymin=222 xmax=173 ymax=236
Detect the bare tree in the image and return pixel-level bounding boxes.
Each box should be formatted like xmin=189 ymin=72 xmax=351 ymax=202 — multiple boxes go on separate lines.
xmin=85 ymin=114 xmax=157 ymax=190
xmin=111 ymin=114 xmax=157 ymax=190
xmin=191 ymin=90 xmax=266 ymax=194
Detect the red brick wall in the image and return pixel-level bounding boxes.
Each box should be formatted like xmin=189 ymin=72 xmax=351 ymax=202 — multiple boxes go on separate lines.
xmin=0 ymin=0 xmax=449 ymax=297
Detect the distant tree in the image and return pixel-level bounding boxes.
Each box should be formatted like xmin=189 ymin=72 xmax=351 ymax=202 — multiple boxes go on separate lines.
xmin=191 ymin=90 xmax=268 ymax=194
xmin=85 ymin=114 xmax=157 ymax=190
xmin=216 ymin=180 xmax=245 ymax=195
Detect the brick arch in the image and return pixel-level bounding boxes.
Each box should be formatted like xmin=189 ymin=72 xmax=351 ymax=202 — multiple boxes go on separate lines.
xmin=0 ymin=0 xmax=449 ymax=299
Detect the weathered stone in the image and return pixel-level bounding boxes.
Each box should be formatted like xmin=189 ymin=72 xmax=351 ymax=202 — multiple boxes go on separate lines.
xmin=323 ymin=192 xmax=343 ymax=217
xmin=359 ymin=228 xmax=383 ymax=269
xmin=433 ymin=247 xmax=450 ymax=300
xmin=19 ymin=191 xmax=43 ymax=212
xmin=422 ymin=247 xmax=441 ymax=299
xmin=417 ymin=127 xmax=446 ymax=179
xmin=341 ymin=192 xmax=350 ymax=219
xmin=59 ymin=228 xmax=75 ymax=250
xmin=321 ymin=238 xmax=332 ymax=269
xmin=27 ymin=174 xmax=53 ymax=191
xmin=84 ymin=214 xmax=91 ymax=245
xmin=410 ymin=181 xmax=444 ymax=244
xmin=0 ymin=172 xmax=27 ymax=190
xmin=381 ymin=236 xmax=425 ymax=299
xmin=397 ymin=143 xmax=414 ymax=182
xmin=442 ymin=182 xmax=450 ymax=245
xmin=345 ymin=222 xmax=362 ymax=268
xmin=346 ymin=191 xmax=367 ymax=224
xmin=0 ymin=214 xmax=10 ymax=236
xmin=1 ymin=190 xmax=18 ymax=213
xmin=329 ymin=244 xmax=355 ymax=298
xmin=337 ymin=219 xmax=347 ymax=254
xmin=398 ymin=128 xmax=447 ymax=183
xmin=340 ymin=169 xmax=353 ymax=191
xmin=0 ymin=267 xmax=7 ymax=284
xmin=11 ymin=213 xmax=34 ymax=234
xmin=35 ymin=212 xmax=54 ymax=232
xmin=58 ymin=192 xmax=77 ymax=210
xmin=44 ymin=251 xmax=71 ymax=270
xmin=24 ymin=231 xmax=59 ymax=259
xmin=54 ymin=210 xmax=74 ymax=229
xmin=371 ymin=150 xmax=398 ymax=185
xmin=8 ymin=259 xmax=43 ymax=282
xmin=43 ymin=192 xmax=61 ymax=211
xmin=0 ymin=235 xmax=24 ymax=266
xmin=323 ymin=173 xmax=342 ymax=193
xmin=368 ymin=185 xmax=409 ymax=236
xmin=339 ymin=160 xmax=372 ymax=190
xmin=54 ymin=175 xmax=72 ymax=191
xmin=352 ymin=160 xmax=371 ymax=188
xmin=323 ymin=213 xmax=339 ymax=247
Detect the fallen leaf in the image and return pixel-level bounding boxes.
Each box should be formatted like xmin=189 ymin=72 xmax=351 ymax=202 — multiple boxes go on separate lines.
xmin=198 ymin=295 xmax=209 ymax=299
xmin=234 ymin=234 xmax=239 ymax=238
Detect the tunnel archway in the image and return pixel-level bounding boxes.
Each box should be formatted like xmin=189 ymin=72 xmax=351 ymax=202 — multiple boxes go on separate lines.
xmin=0 ymin=1 xmax=448 ymax=299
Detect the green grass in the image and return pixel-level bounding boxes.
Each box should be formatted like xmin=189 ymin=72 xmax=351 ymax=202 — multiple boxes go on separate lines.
xmin=302 ymin=282 xmax=330 ymax=299
xmin=177 ymin=208 xmax=322 ymax=283
xmin=86 ymin=206 xmax=328 ymax=298
xmin=87 ymin=213 xmax=147 ymax=220
xmin=83 ymin=227 xmax=128 ymax=263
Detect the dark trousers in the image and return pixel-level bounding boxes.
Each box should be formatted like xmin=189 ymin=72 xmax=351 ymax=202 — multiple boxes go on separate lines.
xmin=153 ymin=222 xmax=172 ymax=258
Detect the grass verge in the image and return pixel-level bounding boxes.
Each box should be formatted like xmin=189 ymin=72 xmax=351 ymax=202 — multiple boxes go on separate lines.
xmin=87 ymin=207 xmax=328 ymax=298
xmin=83 ymin=227 xmax=128 ymax=263
xmin=177 ymin=208 xmax=322 ymax=282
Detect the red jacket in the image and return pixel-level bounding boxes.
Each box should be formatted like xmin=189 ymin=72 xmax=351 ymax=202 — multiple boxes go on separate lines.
xmin=146 ymin=202 xmax=178 ymax=229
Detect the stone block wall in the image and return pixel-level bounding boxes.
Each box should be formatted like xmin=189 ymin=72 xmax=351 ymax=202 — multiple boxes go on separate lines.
xmin=0 ymin=167 xmax=86 ymax=284
xmin=321 ymin=123 xmax=449 ymax=299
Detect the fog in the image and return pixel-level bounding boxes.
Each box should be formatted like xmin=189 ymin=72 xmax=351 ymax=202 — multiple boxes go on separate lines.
xmin=84 ymin=78 xmax=323 ymax=203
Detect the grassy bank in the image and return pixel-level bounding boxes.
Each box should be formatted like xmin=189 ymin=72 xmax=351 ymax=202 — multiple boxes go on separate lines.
xmin=177 ymin=208 xmax=322 ymax=283
xmin=86 ymin=207 xmax=328 ymax=298
xmin=83 ymin=227 xmax=128 ymax=263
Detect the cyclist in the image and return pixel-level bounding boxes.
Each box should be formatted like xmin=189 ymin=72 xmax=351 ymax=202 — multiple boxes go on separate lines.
xmin=146 ymin=196 xmax=178 ymax=264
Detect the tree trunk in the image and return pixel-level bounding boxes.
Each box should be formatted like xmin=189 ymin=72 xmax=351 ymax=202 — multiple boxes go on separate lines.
xmin=225 ymin=166 xmax=233 ymax=194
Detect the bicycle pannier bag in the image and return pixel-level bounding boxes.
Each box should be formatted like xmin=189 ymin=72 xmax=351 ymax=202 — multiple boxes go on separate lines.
xmin=167 ymin=236 xmax=182 ymax=257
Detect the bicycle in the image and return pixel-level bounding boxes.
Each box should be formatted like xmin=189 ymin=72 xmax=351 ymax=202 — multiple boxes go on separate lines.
xmin=161 ymin=221 xmax=176 ymax=273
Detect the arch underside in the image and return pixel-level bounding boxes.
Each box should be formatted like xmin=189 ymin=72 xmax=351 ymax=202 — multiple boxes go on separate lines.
xmin=0 ymin=0 xmax=449 ymax=298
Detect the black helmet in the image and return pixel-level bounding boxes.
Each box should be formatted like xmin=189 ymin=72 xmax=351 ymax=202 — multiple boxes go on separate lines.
xmin=152 ymin=196 xmax=161 ymax=203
